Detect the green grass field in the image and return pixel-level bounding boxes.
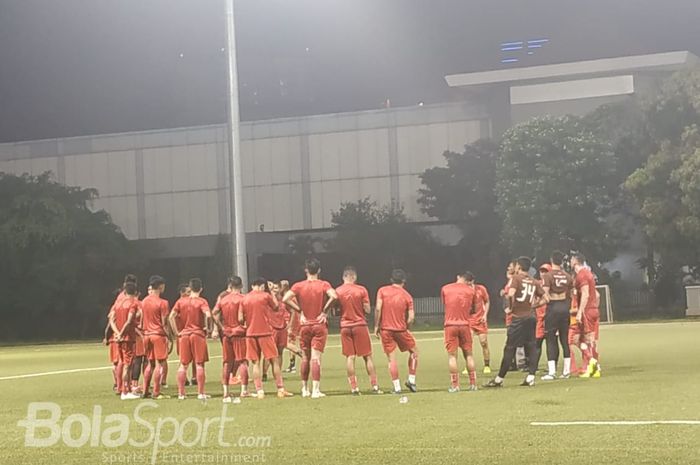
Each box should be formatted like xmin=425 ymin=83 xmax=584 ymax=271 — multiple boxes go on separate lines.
xmin=2 ymin=321 xmax=700 ymax=465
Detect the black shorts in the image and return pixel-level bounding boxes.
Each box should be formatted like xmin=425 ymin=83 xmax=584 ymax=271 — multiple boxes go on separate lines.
xmin=545 ymin=300 xmax=570 ymax=334
xmin=506 ymin=315 xmax=536 ymax=348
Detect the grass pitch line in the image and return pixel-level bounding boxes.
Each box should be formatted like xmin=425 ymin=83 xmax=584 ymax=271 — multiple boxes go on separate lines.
xmin=532 ymin=421 xmax=700 ymax=426
xmin=0 ymin=336 xmax=448 ymax=381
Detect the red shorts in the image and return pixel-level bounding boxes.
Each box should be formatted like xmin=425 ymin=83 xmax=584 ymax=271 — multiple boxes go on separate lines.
xmin=246 ymin=335 xmax=278 ymax=361
xmin=222 ymin=335 xmax=247 ymax=362
xmin=340 ymin=325 xmax=372 ymax=357
xmin=117 ymin=341 xmax=135 ymax=365
xmin=444 ymin=325 xmax=473 ymax=353
xmin=109 ymin=341 xmax=119 ymax=364
xmin=134 ymin=336 xmax=145 ymax=357
xmin=300 ymin=324 xmax=328 ymax=353
xmin=469 ymin=317 xmax=488 ymax=335
xmin=582 ymin=308 xmax=600 ymax=337
xmin=178 ymin=333 xmax=209 ymax=365
xmin=144 ymin=335 xmax=168 ymax=361
xmin=272 ymin=327 xmax=288 ymax=350
xmin=380 ymin=329 xmax=416 ymax=354
xmin=536 ymin=306 xmax=546 ymax=340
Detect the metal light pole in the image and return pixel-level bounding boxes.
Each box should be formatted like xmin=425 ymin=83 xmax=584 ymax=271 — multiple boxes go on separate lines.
xmin=224 ymin=0 xmax=248 ymax=287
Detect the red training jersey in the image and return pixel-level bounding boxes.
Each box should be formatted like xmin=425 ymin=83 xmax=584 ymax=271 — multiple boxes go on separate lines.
xmin=217 ymin=292 xmax=246 ymax=337
xmin=471 ymin=284 xmax=489 ymax=321
xmin=141 ymin=294 xmax=170 ymax=337
xmin=336 ymin=283 xmax=370 ymax=328
xmin=377 ymin=285 xmax=413 ymax=331
xmin=241 ymin=290 xmax=276 ymax=337
xmin=290 ymin=279 xmax=332 ymax=326
xmin=112 ymin=295 xmax=140 ymax=341
xmin=268 ymin=300 xmax=288 ymax=330
xmin=441 ymin=282 xmax=475 ymax=327
xmin=575 ymin=268 xmax=599 ymax=311
xmin=172 ymin=296 xmax=210 ymax=337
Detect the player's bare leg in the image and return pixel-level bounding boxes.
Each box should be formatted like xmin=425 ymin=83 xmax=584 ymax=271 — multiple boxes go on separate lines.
xmin=310 ymin=348 xmax=325 ymax=398
xmin=238 ymin=361 xmax=251 ymax=397
xmin=300 ymin=347 xmax=311 ymax=397
xmin=346 ymin=355 xmax=359 ymax=394
xmin=385 ymin=350 xmax=402 ymax=393
xmin=195 ymin=362 xmax=208 ymax=399
xmin=462 ymin=348 xmax=477 ymax=390
xmin=362 ymin=355 xmax=381 ymax=393
xmin=153 ymin=360 xmax=168 ymax=398
xmin=447 ymin=351 xmax=460 ymax=392
xmin=142 ymin=359 xmax=156 ymax=397
xmin=251 ymin=359 xmax=264 ymax=399
xmin=478 ymin=333 xmax=491 ymax=374
xmin=405 ymin=347 xmax=418 ymax=392
xmin=262 ymin=358 xmax=270 ymax=382
xmin=222 ymin=359 xmax=234 ymax=402
xmin=580 ymin=332 xmax=600 ymax=377
xmin=176 ymin=362 xmax=189 ymax=399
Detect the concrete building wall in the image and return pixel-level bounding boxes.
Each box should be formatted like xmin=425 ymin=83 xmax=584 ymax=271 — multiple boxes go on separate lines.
xmin=0 ymin=101 xmax=489 ymax=241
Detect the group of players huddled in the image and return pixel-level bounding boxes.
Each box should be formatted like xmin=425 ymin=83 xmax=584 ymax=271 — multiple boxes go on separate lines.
xmin=105 ymin=251 xmax=602 ymax=402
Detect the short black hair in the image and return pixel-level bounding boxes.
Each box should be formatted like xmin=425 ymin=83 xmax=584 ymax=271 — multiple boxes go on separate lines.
xmin=343 ymin=266 xmax=357 ymax=278
xmin=189 ymin=278 xmax=203 ymax=293
xmin=178 ymin=283 xmax=189 ymax=295
xmin=459 ymin=271 xmax=475 ymax=282
xmin=551 ymin=250 xmax=565 ymax=266
xmin=124 ymin=282 xmax=138 ymax=296
xmin=390 ymin=269 xmax=407 ymax=284
xmin=123 ymin=274 xmax=137 ymax=285
xmin=227 ymin=276 xmax=243 ymax=290
xmin=516 ymin=256 xmax=532 ymax=272
xmin=305 ymin=258 xmax=321 ymax=275
xmin=252 ymin=277 xmax=267 ymax=287
xmin=149 ymin=275 xmax=165 ymax=288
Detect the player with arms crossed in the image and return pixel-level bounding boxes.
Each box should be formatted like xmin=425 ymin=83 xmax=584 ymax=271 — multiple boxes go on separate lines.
xmin=374 ymin=269 xmax=419 ymax=394
xmin=140 ymin=275 xmax=172 ymax=399
xmin=441 ymin=271 xmax=478 ymax=392
xmin=169 ymin=278 xmax=212 ymax=400
xmin=541 ymin=251 xmax=575 ymax=380
xmin=336 ymin=266 xmax=382 ymax=395
xmin=485 ymin=257 xmax=548 ymax=388
xmin=240 ymin=278 xmax=294 ymax=399
xmin=109 ymin=281 xmax=142 ymax=400
xmin=571 ymin=253 xmax=602 ymax=378
xmin=283 ymin=258 xmax=337 ymax=398
xmin=213 ymin=276 xmax=251 ymax=403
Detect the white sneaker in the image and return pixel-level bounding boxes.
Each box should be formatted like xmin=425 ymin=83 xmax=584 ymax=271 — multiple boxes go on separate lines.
xmin=197 ymin=394 xmax=211 ymax=400
xmin=178 ymin=395 xmax=186 ymax=400
xmin=121 ymin=392 xmax=141 ymax=400
xmin=541 ymin=374 xmax=556 ymax=381
xmin=560 ymin=373 xmax=571 ymax=379
xmin=222 ymin=396 xmax=232 ymax=404
xmin=301 ymin=387 xmax=311 ymax=398
xmin=310 ymin=391 xmax=326 ymax=399
xmin=233 ymin=397 xmax=242 ymax=404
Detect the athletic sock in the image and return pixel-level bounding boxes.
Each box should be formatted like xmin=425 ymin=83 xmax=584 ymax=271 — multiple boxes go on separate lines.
xmin=195 ymin=365 xmax=205 ymax=395
xmin=563 ymin=358 xmax=571 ymax=375
xmin=408 ymin=353 xmax=418 ymax=377
xmin=392 ymin=379 xmax=401 ymax=392
xmin=143 ymin=363 xmax=153 ymax=395
xmin=177 ymin=366 xmax=187 ymax=396
xmin=450 ymin=373 xmax=459 ymax=388
xmin=221 ymin=362 xmax=231 ymax=386
xmin=254 ymin=378 xmax=263 ymax=392
xmin=408 ymin=374 xmax=416 ymax=384
xmin=116 ymin=362 xmax=124 ymax=394
xmin=484 ymin=359 xmax=490 ymax=367
xmin=312 ymin=380 xmax=320 ymax=393
xmin=547 ymin=360 xmax=556 ymax=376
xmin=153 ymin=365 xmax=162 ymax=397
xmin=370 ymin=374 xmax=378 ymax=388
xmin=311 ymin=359 xmax=321 ymax=382
xmin=468 ymin=370 xmax=476 ymax=386
xmin=389 ymin=359 xmax=399 ymax=381
xmin=275 ymin=372 xmax=284 ymax=390
xmin=161 ymin=362 xmax=168 ymax=385
xmin=239 ymin=363 xmax=249 ymax=387
xmin=348 ymin=376 xmax=358 ymax=390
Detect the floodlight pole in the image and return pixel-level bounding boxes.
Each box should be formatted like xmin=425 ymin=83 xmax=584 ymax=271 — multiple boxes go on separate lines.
xmin=224 ymin=0 xmax=248 ymax=288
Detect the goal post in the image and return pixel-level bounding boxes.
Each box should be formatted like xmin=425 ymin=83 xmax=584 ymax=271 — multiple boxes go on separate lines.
xmin=596 ymin=284 xmax=614 ymax=323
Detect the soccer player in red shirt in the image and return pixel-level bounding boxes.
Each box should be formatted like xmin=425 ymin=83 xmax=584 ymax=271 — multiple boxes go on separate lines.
xmin=441 ymin=271 xmax=478 ymax=392
xmin=336 ymin=266 xmax=382 ymax=395
xmin=140 ymin=275 xmax=172 ymax=399
xmin=571 ymin=253 xmax=601 ymax=378
xmin=213 ymin=276 xmax=250 ymax=402
xmin=169 ymin=278 xmax=212 ymax=400
xmin=465 ymin=273 xmax=491 ymax=375
xmin=240 ymin=278 xmax=294 ymax=399
xmin=285 ymin=301 xmax=301 ymax=373
xmin=104 ymin=274 xmax=137 ymax=392
xmin=109 ymin=281 xmax=142 ymax=400
xmin=485 ymin=257 xmax=548 ymax=388
xmin=374 ymin=269 xmax=419 ymax=394
xmin=283 ymin=258 xmax=337 ymax=399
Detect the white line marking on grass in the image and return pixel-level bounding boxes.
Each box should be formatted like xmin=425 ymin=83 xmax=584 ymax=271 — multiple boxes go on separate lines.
xmin=532 ymin=421 xmax=700 ymax=426
xmin=0 ymin=336 xmax=448 ymax=381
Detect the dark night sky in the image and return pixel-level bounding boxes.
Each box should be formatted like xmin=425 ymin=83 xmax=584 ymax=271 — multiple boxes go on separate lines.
xmin=1 ymin=0 xmax=699 ymax=143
